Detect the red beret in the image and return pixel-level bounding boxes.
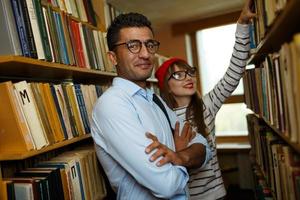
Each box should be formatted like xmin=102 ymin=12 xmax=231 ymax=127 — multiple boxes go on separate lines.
xmin=155 ymin=57 xmax=187 ymax=90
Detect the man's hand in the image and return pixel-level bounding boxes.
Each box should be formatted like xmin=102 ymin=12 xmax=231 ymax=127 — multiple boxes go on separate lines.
xmin=174 ymin=122 xmax=196 ymax=152
xmin=238 ymin=0 xmax=256 ymax=24
xmin=145 ymin=132 xmax=183 ymax=167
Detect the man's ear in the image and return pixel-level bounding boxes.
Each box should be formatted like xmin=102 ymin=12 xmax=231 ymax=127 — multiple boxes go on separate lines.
xmin=107 ymin=51 xmax=117 ymax=66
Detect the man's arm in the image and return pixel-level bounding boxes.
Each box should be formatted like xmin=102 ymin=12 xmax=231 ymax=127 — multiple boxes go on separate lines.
xmin=146 ymin=131 xmax=206 ymax=168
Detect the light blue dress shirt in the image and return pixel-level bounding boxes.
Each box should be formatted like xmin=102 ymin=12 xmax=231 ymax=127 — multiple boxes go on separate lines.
xmin=91 ymin=77 xmax=211 ymax=200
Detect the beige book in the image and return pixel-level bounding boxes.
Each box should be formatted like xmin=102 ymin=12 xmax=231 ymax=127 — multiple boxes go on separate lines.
xmin=78 ymin=23 xmax=91 ymax=68
xmin=53 ymin=84 xmax=73 ymax=139
xmin=51 ymin=154 xmax=83 ymax=199
xmin=93 ymin=30 xmax=105 ymax=71
xmin=75 ymin=0 xmax=88 ymax=22
xmin=66 ymin=84 xmax=85 ymax=136
xmin=80 ymin=85 xmax=93 ymax=124
xmin=14 ymin=81 xmax=48 ymax=150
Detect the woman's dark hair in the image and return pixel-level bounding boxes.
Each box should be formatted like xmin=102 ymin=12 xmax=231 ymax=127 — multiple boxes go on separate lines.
xmin=107 ymin=13 xmax=153 ymax=51
xmin=161 ymin=61 xmax=208 ymax=137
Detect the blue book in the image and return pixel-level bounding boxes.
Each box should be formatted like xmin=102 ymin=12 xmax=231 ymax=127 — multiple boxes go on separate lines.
xmin=74 ymin=84 xmax=90 ymax=134
xmin=53 ymin=12 xmax=69 ymax=65
xmin=18 ymin=0 xmax=37 ymax=58
xmin=10 ymin=0 xmax=31 ymax=57
xmin=50 ymin=84 xmax=68 ymax=140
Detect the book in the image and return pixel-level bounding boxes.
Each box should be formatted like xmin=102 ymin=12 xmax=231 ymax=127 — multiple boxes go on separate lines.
xmin=14 ymin=81 xmax=49 ymax=149
xmin=0 ymin=81 xmax=35 ymax=153
xmin=36 ymin=161 xmax=72 ymax=200
xmin=0 ymin=0 xmax=22 ymax=55
xmin=10 ymin=0 xmax=31 ymax=57
xmin=30 ymin=82 xmax=55 ymax=144
xmin=15 ymin=167 xmax=65 ymax=200
xmin=52 ymin=84 xmax=73 ymax=139
xmin=74 ymin=84 xmax=90 ymax=134
xmin=38 ymin=82 xmax=65 ymax=142
xmin=0 ymin=180 xmax=15 ymax=200
xmin=14 ymin=183 xmax=34 ymax=200
xmin=25 ymin=0 xmax=45 ymax=60
xmin=64 ymin=83 xmax=85 ymax=136
xmin=51 ymin=154 xmax=83 ymax=199
xmin=18 ymin=0 xmax=38 ymax=58
xmin=32 ymin=0 xmax=53 ymax=61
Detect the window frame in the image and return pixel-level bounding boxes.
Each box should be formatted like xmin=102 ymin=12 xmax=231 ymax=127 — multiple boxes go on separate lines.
xmin=178 ymin=11 xmax=250 ymax=142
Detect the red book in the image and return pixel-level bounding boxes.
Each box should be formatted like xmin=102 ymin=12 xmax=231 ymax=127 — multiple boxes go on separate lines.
xmin=70 ymin=20 xmax=86 ymax=67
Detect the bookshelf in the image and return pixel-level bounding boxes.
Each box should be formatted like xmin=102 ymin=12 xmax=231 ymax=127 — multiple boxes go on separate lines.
xmin=0 ymin=0 xmax=162 ymax=198
xmin=245 ymin=0 xmax=300 ymax=199
xmin=248 ymin=0 xmax=300 ymax=64
xmin=0 ymin=0 xmax=124 ymax=198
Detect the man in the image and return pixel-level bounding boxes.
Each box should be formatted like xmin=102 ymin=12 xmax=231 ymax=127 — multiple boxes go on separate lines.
xmin=91 ymin=13 xmax=211 ymax=199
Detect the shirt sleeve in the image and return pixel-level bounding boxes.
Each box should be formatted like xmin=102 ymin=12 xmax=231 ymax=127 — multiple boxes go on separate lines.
xmin=91 ymin=91 xmax=189 ymax=199
xmin=202 ymin=23 xmax=250 ymax=119
xmin=165 ymin=97 xmax=212 ymax=168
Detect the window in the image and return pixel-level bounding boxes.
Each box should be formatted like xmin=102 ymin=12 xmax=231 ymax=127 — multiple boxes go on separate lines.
xmin=196 ymin=23 xmax=252 ymax=136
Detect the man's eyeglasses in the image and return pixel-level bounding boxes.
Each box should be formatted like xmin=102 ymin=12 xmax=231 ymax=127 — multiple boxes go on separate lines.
xmin=113 ymin=39 xmax=160 ymax=54
xmin=168 ymin=68 xmax=197 ymax=81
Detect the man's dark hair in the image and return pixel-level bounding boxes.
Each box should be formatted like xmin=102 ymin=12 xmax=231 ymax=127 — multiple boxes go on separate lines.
xmin=106 ymin=12 xmax=153 ymax=51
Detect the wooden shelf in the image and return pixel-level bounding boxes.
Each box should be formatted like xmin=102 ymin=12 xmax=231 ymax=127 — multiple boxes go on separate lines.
xmin=0 ymin=56 xmax=160 ymax=84
xmin=0 ymin=134 xmax=92 ymax=161
xmin=0 ymin=56 xmax=117 ymax=83
xmin=249 ymin=0 xmax=300 ymax=64
xmin=253 ymin=114 xmax=300 ymax=154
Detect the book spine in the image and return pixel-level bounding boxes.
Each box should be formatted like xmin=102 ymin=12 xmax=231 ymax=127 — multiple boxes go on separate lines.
xmin=32 ymin=0 xmax=53 ymax=61
xmin=54 ymin=11 xmax=70 ymax=65
xmin=10 ymin=0 xmax=31 ymax=57
xmin=62 ymin=84 xmax=79 ymax=137
xmin=74 ymin=84 xmax=90 ymax=134
xmin=0 ymin=0 xmax=22 ymax=55
xmin=50 ymin=84 xmax=68 ymax=140
xmin=14 ymin=81 xmax=48 ymax=149
xmin=18 ymin=0 xmax=38 ymax=58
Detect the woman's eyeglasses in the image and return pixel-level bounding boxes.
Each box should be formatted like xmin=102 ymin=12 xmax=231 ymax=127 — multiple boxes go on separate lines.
xmin=168 ymin=68 xmax=197 ymax=81
xmin=113 ymin=39 xmax=160 ymax=54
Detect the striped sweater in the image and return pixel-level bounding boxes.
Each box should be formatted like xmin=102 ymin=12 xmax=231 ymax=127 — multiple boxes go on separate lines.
xmin=174 ymin=23 xmax=250 ymax=200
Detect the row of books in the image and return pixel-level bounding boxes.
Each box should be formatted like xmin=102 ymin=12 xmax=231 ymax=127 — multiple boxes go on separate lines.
xmin=244 ymin=33 xmax=300 ymax=143
xmin=0 ymin=80 xmax=109 ymax=155
xmin=250 ymin=0 xmax=288 ymax=48
xmin=0 ymin=0 xmax=115 ymax=72
xmin=0 ymin=145 xmax=107 ymax=200
xmin=102 ymin=2 xmax=121 ymax=30
xmin=46 ymin=0 xmax=97 ymax=26
xmin=247 ymin=114 xmax=300 ymax=200
xmin=252 ymin=165 xmax=273 ymax=200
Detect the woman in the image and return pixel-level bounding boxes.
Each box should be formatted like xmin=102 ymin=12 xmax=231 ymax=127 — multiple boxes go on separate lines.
xmin=154 ymin=1 xmax=255 ymax=199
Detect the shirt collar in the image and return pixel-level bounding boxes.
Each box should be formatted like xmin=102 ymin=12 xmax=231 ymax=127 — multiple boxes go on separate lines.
xmin=112 ymin=77 xmax=154 ymax=101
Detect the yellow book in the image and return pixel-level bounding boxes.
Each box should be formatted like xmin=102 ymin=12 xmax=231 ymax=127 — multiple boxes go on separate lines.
xmin=65 ymin=84 xmax=85 ymax=136
xmin=42 ymin=83 xmax=65 ymax=142
xmin=30 ymin=82 xmax=55 ymax=144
